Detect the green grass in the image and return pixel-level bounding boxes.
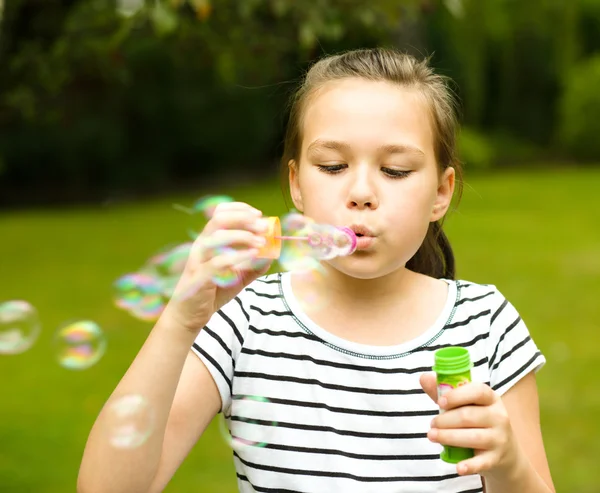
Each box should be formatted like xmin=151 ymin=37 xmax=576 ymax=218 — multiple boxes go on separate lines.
xmin=1 ymin=167 xmax=599 ymax=492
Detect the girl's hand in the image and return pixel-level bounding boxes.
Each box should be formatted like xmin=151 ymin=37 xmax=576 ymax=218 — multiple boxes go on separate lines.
xmin=420 ymin=373 xmax=522 ymax=479
xmin=162 ymin=201 xmax=272 ymax=334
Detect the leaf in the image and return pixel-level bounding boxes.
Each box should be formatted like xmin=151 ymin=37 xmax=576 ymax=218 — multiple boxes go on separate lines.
xmin=150 ymin=2 xmax=179 ymax=35
xmin=270 ymin=0 xmax=289 ymax=18
xmin=189 ymin=0 xmax=212 ymax=20
xmin=299 ymin=22 xmax=316 ymax=49
xmin=116 ymin=0 xmax=145 ymax=18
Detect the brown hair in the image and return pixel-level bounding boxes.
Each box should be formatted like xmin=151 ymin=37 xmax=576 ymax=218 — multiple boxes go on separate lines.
xmin=280 ymin=47 xmax=463 ymax=279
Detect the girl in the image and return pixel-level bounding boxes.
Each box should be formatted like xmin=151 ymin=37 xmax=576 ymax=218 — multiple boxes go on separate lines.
xmin=78 ymin=48 xmax=555 ymax=493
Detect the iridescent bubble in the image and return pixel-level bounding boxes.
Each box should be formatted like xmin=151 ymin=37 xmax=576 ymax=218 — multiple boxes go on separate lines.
xmin=219 ymin=395 xmax=277 ymax=451
xmin=192 ymin=195 xmax=235 ymax=219
xmin=333 ymin=227 xmax=358 ymax=256
xmin=106 ymin=394 xmax=155 ymax=449
xmin=306 ymin=224 xmax=335 ymax=260
xmin=291 ymin=266 xmax=329 ymax=313
xmin=211 ymin=247 xmax=241 ymax=288
xmin=142 ymin=242 xmax=192 ymax=299
xmin=188 ymin=195 xmax=234 ymax=240
xmin=279 ymin=213 xmax=356 ymax=269
xmin=279 ymin=212 xmax=319 ymax=271
xmin=0 ymin=300 xmax=41 ymax=355
xmin=174 ymin=195 xmax=235 ymax=240
xmin=54 ymin=320 xmax=107 ymax=370
xmin=113 ymin=273 xmax=166 ymax=321
xmin=281 ymin=211 xmax=313 ymax=236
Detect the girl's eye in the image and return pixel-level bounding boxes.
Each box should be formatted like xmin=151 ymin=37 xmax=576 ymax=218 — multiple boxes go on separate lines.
xmin=382 ymin=168 xmax=412 ymax=179
xmin=316 ymin=164 xmax=346 ymax=174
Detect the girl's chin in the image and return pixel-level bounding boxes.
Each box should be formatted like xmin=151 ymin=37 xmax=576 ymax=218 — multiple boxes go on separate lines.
xmin=324 ymin=256 xmax=405 ymax=281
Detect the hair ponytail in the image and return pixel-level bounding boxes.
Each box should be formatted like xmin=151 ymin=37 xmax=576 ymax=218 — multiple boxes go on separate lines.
xmin=406 ymin=221 xmax=456 ymax=280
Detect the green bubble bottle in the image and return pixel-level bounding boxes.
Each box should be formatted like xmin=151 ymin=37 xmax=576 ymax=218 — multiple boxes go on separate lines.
xmin=432 ymin=346 xmax=475 ymax=464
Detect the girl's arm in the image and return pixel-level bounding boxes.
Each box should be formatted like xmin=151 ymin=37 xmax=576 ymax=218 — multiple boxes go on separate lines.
xmin=77 ymin=315 xmax=221 ymax=493
xmin=482 ymin=372 xmax=554 ymax=493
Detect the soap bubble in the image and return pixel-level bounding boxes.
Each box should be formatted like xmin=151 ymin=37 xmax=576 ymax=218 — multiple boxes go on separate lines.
xmin=187 ymin=195 xmax=235 ymax=240
xmin=192 ymin=195 xmax=235 ymax=219
xmin=279 ymin=212 xmax=319 ymax=271
xmin=279 ymin=212 xmax=356 ymax=270
xmin=306 ymin=224 xmax=356 ymax=260
xmin=54 ymin=320 xmax=107 ymax=370
xmin=113 ymin=273 xmax=166 ymax=321
xmin=291 ymin=265 xmax=329 ymax=313
xmin=281 ymin=211 xmax=313 ymax=236
xmin=0 ymin=300 xmax=41 ymax=355
xmin=220 ymin=395 xmax=277 ymax=451
xmin=106 ymin=394 xmax=155 ymax=449
xmin=211 ymin=247 xmax=241 ymax=288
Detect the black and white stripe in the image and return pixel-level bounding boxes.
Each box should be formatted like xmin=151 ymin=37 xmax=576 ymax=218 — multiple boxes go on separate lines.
xmin=192 ymin=273 xmax=545 ymax=493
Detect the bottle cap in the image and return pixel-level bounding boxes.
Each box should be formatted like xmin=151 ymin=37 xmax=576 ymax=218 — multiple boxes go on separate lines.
xmin=257 ymin=216 xmax=282 ymax=259
xmin=433 ymin=347 xmax=472 ymax=375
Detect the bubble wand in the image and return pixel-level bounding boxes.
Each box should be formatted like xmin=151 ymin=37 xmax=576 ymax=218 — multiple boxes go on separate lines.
xmin=254 ymin=216 xmax=358 ymax=260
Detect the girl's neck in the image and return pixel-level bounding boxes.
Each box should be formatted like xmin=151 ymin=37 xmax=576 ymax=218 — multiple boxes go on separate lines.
xmin=289 ymin=264 xmax=449 ymax=347
xmin=293 ymin=264 xmax=418 ymax=313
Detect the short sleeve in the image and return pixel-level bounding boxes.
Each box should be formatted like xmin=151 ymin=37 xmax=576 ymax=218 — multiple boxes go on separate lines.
xmin=486 ymin=287 xmax=546 ymax=396
xmin=191 ymin=291 xmax=250 ymax=413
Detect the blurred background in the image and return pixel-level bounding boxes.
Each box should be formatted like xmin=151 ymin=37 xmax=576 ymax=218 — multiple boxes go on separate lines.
xmin=0 ymin=0 xmax=598 ymax=491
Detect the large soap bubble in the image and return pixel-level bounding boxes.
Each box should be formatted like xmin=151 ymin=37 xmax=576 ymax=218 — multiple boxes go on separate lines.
xmin=0 ymin=300 xmax=41 ymax=355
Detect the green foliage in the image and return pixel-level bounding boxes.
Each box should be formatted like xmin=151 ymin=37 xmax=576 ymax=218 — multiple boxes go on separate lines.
xmin=457 ymin=127 xmax=495 ymax=171
xmin=0 ymin=0 xmax=417 ymax=201
xmin=558 ymin=55 xmax=600 ymax=161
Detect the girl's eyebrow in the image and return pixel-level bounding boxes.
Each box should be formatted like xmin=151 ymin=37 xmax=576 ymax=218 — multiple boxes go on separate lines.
xmin=306 ymin=139 xmax=425 ymax=157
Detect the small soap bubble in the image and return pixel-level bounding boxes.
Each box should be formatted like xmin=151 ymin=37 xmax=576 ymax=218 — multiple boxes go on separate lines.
xmin=175 ymin=195 xmax=234 ymax=240
xmin=279 ymin=212 xmax=319 ymax=271
xmin=142 ymin=242 xmax=192 ymax=299
xmin=106 ymin=394 xmax=155 ymax=449
xmin=281 ymin=211 xmax=313 ymax=236
xmin=292 ymin=266 xmax=329 ymax=313
xmin=219 ymin=395 xmax=277 ymax=451
xmin=146 ymin=243 xmax=191 ymax=278
xmin=211 ymin=247 xmax=241 ymax=288
xmin=0 ymin=300 xmax=41 ymax=355
xmin=54 ymin=320 xmax=107 ymax=370
xmin=306 ymin=224 xmax=337 ymax=260
xmin=192 ymin=195 xmax=235 ymax=219
xmin=113 ymin=273 xmax=166 ymax=321
xmin=333 ymin=227 xmax=357 ymax=256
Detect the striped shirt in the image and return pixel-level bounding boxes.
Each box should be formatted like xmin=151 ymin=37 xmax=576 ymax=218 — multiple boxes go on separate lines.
xmin=192 ymin=272 xmax=546 ymax=493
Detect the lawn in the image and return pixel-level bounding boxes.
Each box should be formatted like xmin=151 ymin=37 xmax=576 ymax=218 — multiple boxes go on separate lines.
xmin=1 ymin=167 xmax=599 ymax=492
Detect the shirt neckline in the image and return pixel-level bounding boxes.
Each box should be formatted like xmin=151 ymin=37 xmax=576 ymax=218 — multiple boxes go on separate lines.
xmin=279 ymin=271 xmax=459 ymax=359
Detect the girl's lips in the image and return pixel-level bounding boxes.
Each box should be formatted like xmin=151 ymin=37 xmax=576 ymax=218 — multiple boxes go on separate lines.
xmin=355 ymin=236 xmax=375 ymax=250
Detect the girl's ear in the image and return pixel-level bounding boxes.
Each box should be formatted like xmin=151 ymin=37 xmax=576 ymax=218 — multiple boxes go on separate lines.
xmin=430 ymin=166 xmax=455 ymax=222
xmin=288 ymin=159 xmax=304 ymax=212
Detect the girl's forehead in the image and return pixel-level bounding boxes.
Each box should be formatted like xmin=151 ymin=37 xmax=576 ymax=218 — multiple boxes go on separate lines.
xmin=301 ymin=78 xmax=434 ymax=154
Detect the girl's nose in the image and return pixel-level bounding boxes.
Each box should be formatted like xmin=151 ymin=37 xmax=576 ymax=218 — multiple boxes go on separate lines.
xmin=347 ymin=178 xmax=378 ymax=210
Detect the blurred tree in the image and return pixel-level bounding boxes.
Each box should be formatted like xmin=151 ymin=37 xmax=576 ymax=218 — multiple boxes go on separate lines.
xmin=0 ymin=0 xmax=418 ymax=205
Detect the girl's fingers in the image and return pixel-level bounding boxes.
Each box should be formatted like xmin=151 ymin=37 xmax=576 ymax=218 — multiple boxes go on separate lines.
xmin=431 ymin=405 xmax=494 ymax=430
xmin=208 ymin=248 xmax=260 ymax=272
xmin=439 ymin=382 xmax=497 ymax=411
xmin=212 ymin=201 xmax=262 ymax=215
xmin=427 ymin=427 xmax=496 ymax=450
xmin=198 ymin=230 xmax=266 ymax=261
xmin=203 ymin=212 xmax=270 ymax=236
xmin=456 ymin=452 xmax=495 ymax=476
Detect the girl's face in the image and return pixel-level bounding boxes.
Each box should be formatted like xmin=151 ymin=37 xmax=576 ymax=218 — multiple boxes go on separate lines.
xmin=289 ymin=78 xmax=455 ymax=280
